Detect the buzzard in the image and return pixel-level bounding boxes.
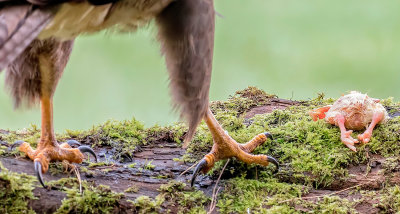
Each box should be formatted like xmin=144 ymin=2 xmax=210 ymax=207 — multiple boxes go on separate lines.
xmin=0 ymin=0 xmax=278 ymax=187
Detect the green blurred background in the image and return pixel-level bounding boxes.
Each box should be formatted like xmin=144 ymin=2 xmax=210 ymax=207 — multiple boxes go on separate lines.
xmin=1 ymin=0 xmax=400 ymax=131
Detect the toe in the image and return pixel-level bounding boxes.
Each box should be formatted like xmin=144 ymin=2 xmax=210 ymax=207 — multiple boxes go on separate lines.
xmin=345 ymin=143 xmax=357 ymax=152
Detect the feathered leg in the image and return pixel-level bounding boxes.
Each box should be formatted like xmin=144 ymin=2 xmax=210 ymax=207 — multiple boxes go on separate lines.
xmin=8 ymin=39 xmax=96 ymax=188
xmin=156 ymin=0 xmax=278 ymax=186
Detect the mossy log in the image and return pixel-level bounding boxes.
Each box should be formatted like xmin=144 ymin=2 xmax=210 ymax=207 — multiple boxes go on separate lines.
xmin=1 ymin=87 xmax=400 ymax=213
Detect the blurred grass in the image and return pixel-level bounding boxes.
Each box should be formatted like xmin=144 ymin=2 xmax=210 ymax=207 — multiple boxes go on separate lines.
xmin=1 ymin=0 xmax=400 ymax=131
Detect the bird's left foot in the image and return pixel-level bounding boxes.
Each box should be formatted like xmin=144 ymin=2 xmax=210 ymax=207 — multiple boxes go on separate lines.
xmin=357 ymin=112 xmax=384 ymax=144
xmin=12 ymin=140 xmax=97 ymax=188
xmin=357 ymin=132 xmax=372 ymax=143
xmin=190 ymin=109 xmax=279 ymax=186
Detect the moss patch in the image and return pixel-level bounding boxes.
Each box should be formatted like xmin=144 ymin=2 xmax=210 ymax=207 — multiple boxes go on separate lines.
xmin=158 ymin=180 xmax=209 ymax=213
xmin=2 ymin=87 xmax=400 ymax=213
xmin=0 ymin=161 xmax=36 ymax=214
xmin=378 ymin=185 xmax=400 ymax=213
xmin=55 ymin=182 xmax=123 ymax=214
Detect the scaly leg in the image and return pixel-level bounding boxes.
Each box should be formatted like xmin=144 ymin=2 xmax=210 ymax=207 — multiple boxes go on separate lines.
xmin=358 ymin=112 xmax=384 ymax=143
xmin=14 ymin=96 xmax=96 ymax=188
xmin=336 ymin=114 xmax=359 ymax=152
xmin=191 ymin=108 xmax=279 ymax=186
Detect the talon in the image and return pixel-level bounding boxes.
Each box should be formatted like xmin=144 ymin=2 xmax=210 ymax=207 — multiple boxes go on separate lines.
xmin=267 ymin=156 xmax=279 ymax=173
xmin=10 ymin=140 xmax=24 ymax=150
xmin=34 ymin=161 xmax=47 ymax=188
xmin=191 ymin=159 xmax=208 ymax=187
xmin=78 ymin=146 xmax=97 ymax=162
xmin=66 ymin=140 xmax=81 ymax=147
xmin=121 ymin=153 xmax=133 ymax=162
xmin=264 ymin=132 xmax=273 ymax=140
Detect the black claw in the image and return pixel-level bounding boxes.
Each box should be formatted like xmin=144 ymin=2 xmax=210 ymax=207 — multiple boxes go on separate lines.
xmin=78 ymin=146 xmax=98 ymax=162
xmin=34 ymin=161 xmax=47 ymax=188
xmin=264 ymin=132 xmax=273 ymax=140
xmin=268 ymin=156 xmax=279 ymax=173
xmin=121 ymin=153 xmax=133 ymax=162
xmin=67 ymin=140 xmax=81 ymax=147
xmin=191 ymin=159 xmax=208 ymax=187
xmin=10 ymin=140 xmax=24 ymax=150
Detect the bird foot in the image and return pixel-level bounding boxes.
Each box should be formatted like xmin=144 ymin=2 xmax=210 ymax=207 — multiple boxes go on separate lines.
xmin=340 ymin=130 xmax=359 ymax=152
xmin=358 ymin=131 xmax=372 ymax=144
xmin=12 ymin=139 xmax=97 ymax=188
xmin=190 ymin=132 xmax=279 ymax=186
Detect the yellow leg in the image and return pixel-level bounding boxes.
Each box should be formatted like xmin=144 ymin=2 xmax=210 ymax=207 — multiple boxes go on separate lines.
xmin=14 ymin=96 xmax=96 ymax=188
xmin=191 ymin=108 xmax=278 ymax=186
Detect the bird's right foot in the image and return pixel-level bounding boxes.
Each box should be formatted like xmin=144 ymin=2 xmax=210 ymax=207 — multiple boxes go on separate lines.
xmin=190 ymin=109 xmax=279 ymax=186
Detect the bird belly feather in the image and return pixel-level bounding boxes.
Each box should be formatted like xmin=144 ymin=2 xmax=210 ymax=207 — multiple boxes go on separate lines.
xmin=38 ymin=0 xmax=172 ymax=40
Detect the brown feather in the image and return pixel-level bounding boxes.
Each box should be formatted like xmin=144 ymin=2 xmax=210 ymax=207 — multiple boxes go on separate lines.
xmin=5 ymin=38 xmax=73 ymax=108
xmin=156 ymin=0 xmax=215 ymax=147
xmin=0 ymin=5 xmax=55 ymax=71
xmin=1 ymin=0 xmax=217 ymax=147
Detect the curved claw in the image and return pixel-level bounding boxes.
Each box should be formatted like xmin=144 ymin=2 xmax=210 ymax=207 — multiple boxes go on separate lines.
xmin=121 ymin=152 xmax=133 ymax=162
xmin=264 ymin=132 xmax=273 ymax=140
xmin=34 ymin=161 xmax=47 ymax=188
xmin=67 ymin=140 xmax=81 ymax=147
xmin=267 ymin=156 xmax=279 ymax=173
xmin=78 ymin=146 xmax=98 ymax=162
xmin=190 ymin=159 xmax=208 ymax=187
xmin=10 ymin=140 xmax=25 ymax=150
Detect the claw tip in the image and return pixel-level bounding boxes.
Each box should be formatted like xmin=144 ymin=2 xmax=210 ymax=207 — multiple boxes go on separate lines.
xmin=34 ymin=161 xmax=47 ymax=188
xmin=267 ymin=156 xmax=279 ymax=174
xmin=190 ymin=159 xmax=208 ymax=187
xmin=263 ymin=132 xmax=273 ymax=140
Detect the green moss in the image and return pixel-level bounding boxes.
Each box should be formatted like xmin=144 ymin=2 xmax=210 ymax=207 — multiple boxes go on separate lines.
xmin=47 ymin=177 xmax=80 ymax=190
xmin=0 ymin=145 xmax=7 ymax=156
xmin=48 ymin=162 xmax=65 ymax=175
xmin=55 ymin=182 xmax=123 ymax=214
xmin=125 ymin=185 xmax=139 ymax=193
xmin=3 ymin=87 xmax=400 ymax=213
xmin=88 ymin=162 xmax=110 ymax=168
xmin=184 ymin=93 xmax=400 ymax=188
xmin=0 ymin=161 xmax=36 ymax=214
xmin=0 ymin=124 xmax=41 ymax=149
xmin=144 ymin=160 xmax=155 ymax=170
xmin=302 ymin=196 xmax=357 ymax=214
xmin=95 ymin=119 xmax=147 ymax=161
xmin=127 ymin=163 xmax=137 ymax=168
xmin=217 ymin=177 xmax=304 ymax=213
xmin=382 ymin=156 xmax=400 ymax=173
xmin=378 ymin=185 xmax=400 ymax=213
xmin=145 ymin=123 xmax=186 ymax=145
xmin=127 ymin=181 xmax=208 ymax=213
xmin=158 ymin=180 xmax=209 ymax=214
xmin=129 ymin=196 xmax=164 ymax=214
xmin=210 ymin=86 xmax=276 ymax=116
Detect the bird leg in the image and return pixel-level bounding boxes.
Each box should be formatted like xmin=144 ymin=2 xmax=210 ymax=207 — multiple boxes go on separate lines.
xmin=14 ymin=96 xmax=96 ymax=188
xmin=191 ymin=108 xmax=279 ymax=186
xmin=335 ymin=114 xmax=359 ymax=152
xmin=357 ymin=112 xmax=384 ymax=143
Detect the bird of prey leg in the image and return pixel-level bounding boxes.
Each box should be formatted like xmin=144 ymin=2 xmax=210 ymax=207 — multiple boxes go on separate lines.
xmin=0 ymin=0 xmax=280 ymax=188
xmin=12 ymin=96 xmax=97 ymax=188
xmin=190 ymin=108 xmax=279 ymax=186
